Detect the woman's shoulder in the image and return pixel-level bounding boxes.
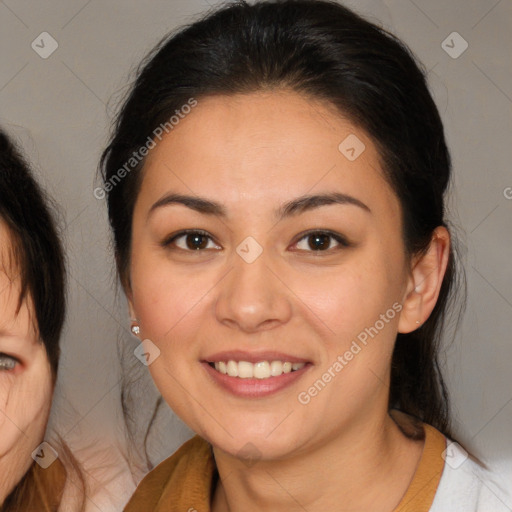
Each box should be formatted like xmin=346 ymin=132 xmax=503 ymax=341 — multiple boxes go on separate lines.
xmin=391 ymin=410 xmax=511 ymax=512
xmin=123 ymin=435 xmax=215 ymax=512
xmin=430 ymin=441 xmax=512 ymax=512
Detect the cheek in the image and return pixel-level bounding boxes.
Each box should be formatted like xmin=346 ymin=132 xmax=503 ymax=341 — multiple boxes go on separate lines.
xmin=296 ymin=251 xmax=405 ymax=400
xmin=0 ymin=378 xmax=13 ymax=436
xmin=132 ymin=267 xmax=208 ymax=340
xmin=130 ymin=244 xmax=222 ymax=344
xmin=0 ymin=370 xmax=52 ymax=458
xmin=295 ymin=255 xmax=401 ymax=339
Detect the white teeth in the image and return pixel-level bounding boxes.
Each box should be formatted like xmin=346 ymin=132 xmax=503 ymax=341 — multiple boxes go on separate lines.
xmin=212 ymin=360 xmax=305 ymax=379
xmin=253 ymin=361 xmax=270 ymax=379
xmin=226 ymin=360 xmax=239 ymax=377
xmin=238 ymin=361 xmax=254 ymax=378
xmin=270 ymin=360 xmax=283 ymax=376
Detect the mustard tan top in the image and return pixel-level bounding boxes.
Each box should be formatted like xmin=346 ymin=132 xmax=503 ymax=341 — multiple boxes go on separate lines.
xmin=124 ymin=420 xmax=448 ymax=512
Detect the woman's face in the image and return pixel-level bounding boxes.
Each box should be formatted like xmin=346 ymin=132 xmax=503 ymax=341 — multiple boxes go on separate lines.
xmin=0 ymin=221 xmax=53 ymax=502
xmin=128 ymin=90 xmax=417 ymax=460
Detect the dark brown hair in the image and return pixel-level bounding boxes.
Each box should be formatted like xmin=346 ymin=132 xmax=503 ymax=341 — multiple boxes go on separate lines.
xmin=101 ymin=0 xmax=465 ymax=441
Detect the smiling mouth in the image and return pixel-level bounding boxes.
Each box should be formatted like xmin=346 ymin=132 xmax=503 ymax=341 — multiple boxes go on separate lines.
xmin=208 ymin=360 xmax=306 ymax=379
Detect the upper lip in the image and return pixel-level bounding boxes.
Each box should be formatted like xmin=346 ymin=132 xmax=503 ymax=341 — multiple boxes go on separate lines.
xmin=203 ymin=350 xmax=310 ymax=364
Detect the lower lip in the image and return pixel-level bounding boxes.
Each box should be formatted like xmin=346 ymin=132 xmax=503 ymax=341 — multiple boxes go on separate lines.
xmin=202 ymin=362 xmax=311 ymax=398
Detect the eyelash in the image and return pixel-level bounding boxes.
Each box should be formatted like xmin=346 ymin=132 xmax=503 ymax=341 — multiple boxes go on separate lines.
xmin=0 ymin=353 xmax=19 ymax=372
xmin=161 ymin=229 xmax=351 ymax=254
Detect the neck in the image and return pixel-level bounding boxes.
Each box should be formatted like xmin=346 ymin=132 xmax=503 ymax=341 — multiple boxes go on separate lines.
xmin=211 ymin=410 xmax=424 ymax=512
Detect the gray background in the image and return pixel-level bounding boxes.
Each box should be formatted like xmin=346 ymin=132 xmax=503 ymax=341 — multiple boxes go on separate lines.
xmin=1 ymin=0 xmax=511 ymax=510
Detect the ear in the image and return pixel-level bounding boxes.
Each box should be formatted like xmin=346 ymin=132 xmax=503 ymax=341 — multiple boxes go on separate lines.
xmin=127 ymin=295 xmax=137 ymax=321
xmin=398 ymin=226 xmax=450 ymax=334
xmin=118 ymin=254 xmax=137 ymax=322
xmin=125 ymin=282 xmax=139 ymax=327
xmin=127 ymin=295 xmax=141 ymax=338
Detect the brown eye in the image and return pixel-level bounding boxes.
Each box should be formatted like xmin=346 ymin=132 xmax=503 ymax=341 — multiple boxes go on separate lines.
xmin=182 ymin=233 xmax=209 ymax=250
xmin=307 ymin=233 xmax=331 ymax=251
xmin=162 ymin=230 xmax=220 ymax=251
xmin=293 ymin=230 xmax=350 ymax=252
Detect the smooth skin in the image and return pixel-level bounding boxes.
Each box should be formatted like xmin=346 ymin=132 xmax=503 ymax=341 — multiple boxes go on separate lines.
xmin=127 ymin=90 xmax=450 ymax=512
xmin=0 ymin=220 xmax=53 ymax=504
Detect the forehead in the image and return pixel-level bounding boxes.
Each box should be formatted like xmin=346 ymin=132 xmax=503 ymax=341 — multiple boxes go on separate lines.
xmin=139 ymin=90 xmax=400 ymax=220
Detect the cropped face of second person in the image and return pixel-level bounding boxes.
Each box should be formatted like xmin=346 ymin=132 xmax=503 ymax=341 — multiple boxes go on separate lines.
xmin=127 ymin=90 xmax=449 ymax=462
xmin=0 ymin=220 xmax=53 ymax=503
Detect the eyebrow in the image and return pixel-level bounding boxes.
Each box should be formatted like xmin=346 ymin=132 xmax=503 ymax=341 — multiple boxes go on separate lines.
xmin=148 ymin=191 xmax=371 ymax=221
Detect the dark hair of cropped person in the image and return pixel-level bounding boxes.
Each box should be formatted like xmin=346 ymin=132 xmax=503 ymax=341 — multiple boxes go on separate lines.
xmin=100 ymin=0 xmax=466 ymax=459
xmin=0 ymin=131 xmax=65 ymax=378
xmin=0 ymin=129 xmax=86 ymax=511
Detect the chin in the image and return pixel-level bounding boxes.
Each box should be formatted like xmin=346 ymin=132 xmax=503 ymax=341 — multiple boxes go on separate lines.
xmin=201 ymin=421 xmax=304 ymax=463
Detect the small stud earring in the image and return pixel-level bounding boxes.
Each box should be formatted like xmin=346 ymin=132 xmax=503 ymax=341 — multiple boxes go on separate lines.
xmin=416 ymin=320 xmax=421 ymax=324
xmin=131 ymin=324 xmax=140 ymax=336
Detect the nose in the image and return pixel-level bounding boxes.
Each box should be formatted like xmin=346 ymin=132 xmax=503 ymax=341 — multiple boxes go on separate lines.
xmin=214 ymin=246 xmax=293 ymax=333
